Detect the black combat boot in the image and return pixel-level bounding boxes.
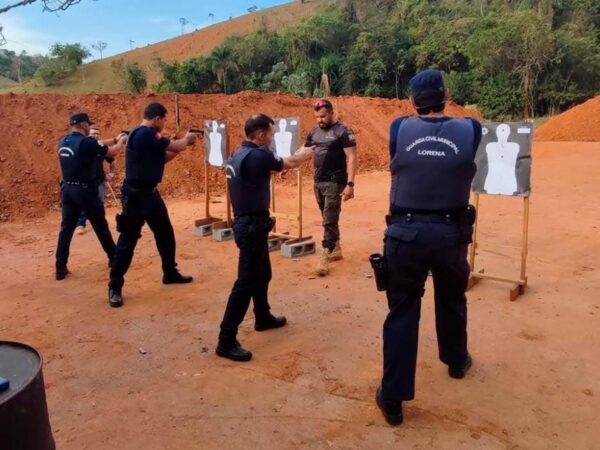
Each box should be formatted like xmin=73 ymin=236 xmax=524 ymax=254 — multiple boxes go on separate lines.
xmin=108 ymin=288 xmax=123 ymax=308
xmin=216 ymin=340 xmax=253 ymax=362
xmin=163 ymin=270 xmax=193 ymax=285
xmin=376 ymin=387 xmax=403 ymax=426
xmin=56 ymin=267 xmax=69 ymax=281
xmin=448 ymin=354 xmax=473 ymax=379
xmin=255 ymin=314 xmax=287 ymax=332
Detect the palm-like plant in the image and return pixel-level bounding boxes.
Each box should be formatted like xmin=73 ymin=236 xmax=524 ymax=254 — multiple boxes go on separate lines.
xmin=208 ymin=46 xmax=238 ymax=94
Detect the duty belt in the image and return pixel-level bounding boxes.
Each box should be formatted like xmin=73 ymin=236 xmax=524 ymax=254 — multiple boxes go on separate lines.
xmin=386 ymin=212 xmax=458 ymax=225
xmin=63 ymin=181 xmax=92 ymax=188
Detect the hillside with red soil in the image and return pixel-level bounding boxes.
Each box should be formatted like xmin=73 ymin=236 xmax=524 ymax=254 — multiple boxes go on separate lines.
xmin=536 ymin=95 xmax=600 ymax=142
xmin=0 ymin=91 xmax=479 ymax=221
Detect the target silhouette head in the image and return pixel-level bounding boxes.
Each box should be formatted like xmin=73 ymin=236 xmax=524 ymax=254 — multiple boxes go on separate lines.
xmin=279 ymin=118 xmax=287 ymax=132
xmin=212 ymin=121 xmax=219 ymax=132
xmin=496 ymin=124 xmax=511 ymax=143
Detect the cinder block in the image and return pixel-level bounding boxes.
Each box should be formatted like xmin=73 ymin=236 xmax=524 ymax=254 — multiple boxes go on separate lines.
xmin=193 ymin=217 xmax=222 ymax=237
xmin=281 ymin=239 xmax=316 ymax=258
xmin=212 ymin=227 xmax=234 ymax=242
xmin=268 ymin=236 xmax=288 ymax=252
xmin=193 ymin=223 xmax=214 ymax=237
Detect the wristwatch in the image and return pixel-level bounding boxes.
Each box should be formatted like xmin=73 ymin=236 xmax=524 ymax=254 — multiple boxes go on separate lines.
xmin=347 ymin=181 xmax=355 ymax=188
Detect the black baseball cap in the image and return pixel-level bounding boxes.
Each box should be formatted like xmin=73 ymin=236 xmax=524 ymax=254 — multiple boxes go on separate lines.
xmin=409 ymin=69 xmax=446 ymax=107
xmin=69 ymin=112 xmax=95 ymax=125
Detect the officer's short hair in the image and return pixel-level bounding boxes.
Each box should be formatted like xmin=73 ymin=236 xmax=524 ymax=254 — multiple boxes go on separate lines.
xmin=314 ymin=99 xmax=334 ymax=112
xmin=415 ymin=101 xmax=445 ymax=115
xmin=144 ymin=102 xmax=168 ymax=120
xmin=245 ymin=114 xmax=275 ymax=138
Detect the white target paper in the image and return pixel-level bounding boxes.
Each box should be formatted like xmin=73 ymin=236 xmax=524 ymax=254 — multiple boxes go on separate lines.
xmin=204 ymin=120 xmax=227 ymax=168
xmin=472 ymin=122 xmax=533 ymax=196
xmin=270 ymin=117 xmax=300 ymax=158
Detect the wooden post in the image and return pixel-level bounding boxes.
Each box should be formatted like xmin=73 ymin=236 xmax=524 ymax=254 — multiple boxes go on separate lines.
xmin=297 ymin=168 xmax=303 ymax=238
xmin=469 ymin=193 xmax=480 ymax=270
xmin=175 ymin=94 xmax=180 ymax=133
xmin=204 ymin=160 xmax=210 ymax=218
xmin=270 ymin=174 xmax=277 ymax=233
xmin=520 ymin=196 xmax=530 ymax=283
xmin=225 ymin=131 xmax=232 ymax=226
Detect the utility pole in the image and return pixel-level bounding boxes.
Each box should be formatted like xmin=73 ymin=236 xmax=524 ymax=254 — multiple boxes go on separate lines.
xmin=179 ymin=18 xmax=189 ymax=35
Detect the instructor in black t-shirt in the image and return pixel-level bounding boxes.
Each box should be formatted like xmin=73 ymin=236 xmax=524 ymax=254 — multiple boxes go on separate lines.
xmin=108 ymin=102 xmax=200 ymax=308
xmin=305 ymin=99 xmax=357 ymax=277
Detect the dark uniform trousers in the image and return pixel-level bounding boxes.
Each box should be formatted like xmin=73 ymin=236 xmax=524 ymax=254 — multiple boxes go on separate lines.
xmin=219 ymin=215 xmax=273 ymax=343
xmin=382 ymin=220 xmax=470 ymax=401
xmin=109 ymin=186 xmax=177 ymax=290
xmin=314 ymin=181 xmax=345 ymax=251
xmin=56 ymin=184 xmax=116 ymax=270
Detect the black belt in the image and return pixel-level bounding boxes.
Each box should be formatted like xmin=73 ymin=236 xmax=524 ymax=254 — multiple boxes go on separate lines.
xmin=123 ymin=184 xmax=157 ymax=194
xmin=63 ymin=181 xmax=94 ymax=188
xmin=234 ymin=211 xmax=270 ymax=220
xmin=386 ymin=212 xmax=458 ymax=225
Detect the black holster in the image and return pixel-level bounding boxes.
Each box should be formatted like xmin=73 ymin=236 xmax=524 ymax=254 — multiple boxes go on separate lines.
xmin=458 ymin=204 xmax=477 ymax=244
xmin=369 ymin=253 xmax=388 ymax=292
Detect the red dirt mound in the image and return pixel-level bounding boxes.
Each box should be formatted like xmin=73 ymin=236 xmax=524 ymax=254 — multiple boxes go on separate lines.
xmin=0 ymin=92 xmax=479 ymax=221
xmin=536 ymin=95 xmax=600 ymax=142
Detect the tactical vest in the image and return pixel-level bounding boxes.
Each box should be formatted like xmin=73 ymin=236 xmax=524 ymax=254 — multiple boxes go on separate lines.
xmin=390 ymin=117 xmax=476 ymax=211
xmin=58 ymin=133 xmax=97 ymax=183
xmin=226 ymin=145 xmax=271 ymax=217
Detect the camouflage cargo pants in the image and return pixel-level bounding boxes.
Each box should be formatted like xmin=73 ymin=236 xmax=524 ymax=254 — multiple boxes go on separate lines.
xmin=314 ymin=182 xmax=345 ymax=251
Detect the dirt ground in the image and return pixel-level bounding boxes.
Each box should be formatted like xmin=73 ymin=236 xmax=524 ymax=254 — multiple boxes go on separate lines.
xmin=0 ymin=91 xmax=478 ymax=222
xmin=0 ymin=141 xmax=598 ymax=449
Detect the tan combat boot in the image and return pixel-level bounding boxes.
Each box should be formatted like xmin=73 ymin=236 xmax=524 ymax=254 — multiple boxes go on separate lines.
xmin=329 ymin=241 xmax=343 ymax=261
xmin=313 ymin=249 xmax=330 ymax=277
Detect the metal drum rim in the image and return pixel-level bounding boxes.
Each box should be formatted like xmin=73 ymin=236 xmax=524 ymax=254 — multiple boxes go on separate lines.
xmin=0 ymin=340 xmax=44 ymax=405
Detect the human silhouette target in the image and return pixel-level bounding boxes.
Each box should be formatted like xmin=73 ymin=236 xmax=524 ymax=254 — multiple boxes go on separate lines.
xmin=270 ymin=117 xmax=300 ymax=158
xmin=204 ymin=120 xmax=227 ymax=168
xmin=472 ymin=122 xmax=532 ymax=196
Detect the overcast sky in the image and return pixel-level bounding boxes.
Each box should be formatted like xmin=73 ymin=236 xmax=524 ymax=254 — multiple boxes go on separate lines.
xmin=0 ymin=0 xmax=289 ymax=58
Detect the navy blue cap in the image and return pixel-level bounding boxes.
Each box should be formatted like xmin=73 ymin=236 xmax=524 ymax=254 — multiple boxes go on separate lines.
xmin=69 ymin=112 xmax=95 ymax=125
xmin=410 ymin=69 xmax=446 ymax=107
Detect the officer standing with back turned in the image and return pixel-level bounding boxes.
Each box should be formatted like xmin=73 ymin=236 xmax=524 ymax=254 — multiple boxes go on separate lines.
xmin=216 ymin=114 xmax=314 ymax=362
xmin=373 ymin=70 xmax=482 ymax=426
xmin=55 ymin=113 xmax=127 ymax=280
xmin=108 ymin=102 xmax=200 ymax=308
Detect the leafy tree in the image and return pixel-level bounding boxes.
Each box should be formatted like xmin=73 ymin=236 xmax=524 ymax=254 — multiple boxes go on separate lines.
xmin=91 ymin=40 xmax=107 ymax=60
xmin=207 ymin=46 xmax=238 ymax=94
xmin=49 ymin=42 xmax=90 ymax=65
xmin=111 ymin=59 xmax=146 ymax=93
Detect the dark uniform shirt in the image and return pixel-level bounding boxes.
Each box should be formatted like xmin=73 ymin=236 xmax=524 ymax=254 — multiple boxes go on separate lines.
xmin=227 ymin=141 xmax=284 ymax=217
xmin=95 ymin=154 xmax=114 ymax=182
xmin=305 ymin=122 xmax=356 ymax=183
xmin=125 ymin=126 xmax=171 ymax=189
xmin=58 ymin=132 xmax=108 ymax=183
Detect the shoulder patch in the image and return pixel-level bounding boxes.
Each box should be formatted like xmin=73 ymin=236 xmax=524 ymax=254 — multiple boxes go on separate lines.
xmin=156 ymin=132 xmax=162 ymax=140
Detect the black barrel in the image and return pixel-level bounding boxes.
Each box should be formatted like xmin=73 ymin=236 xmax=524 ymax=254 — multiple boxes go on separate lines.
xmin=0 ymin=342 xmax=55 ymax=450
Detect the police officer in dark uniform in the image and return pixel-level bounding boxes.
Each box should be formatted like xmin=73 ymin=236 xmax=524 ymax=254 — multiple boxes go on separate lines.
xmin=216 ymin=114 xmax=314 ymax=362
xmin=55 ymin=113 xmax=127 ymax=280
xmin=374 ymin=70 xmax=482 ymax=425
xmin=108 ymin=102 xmax=199 ymax=308
xmin=75 ymin=126 xmax=116 ymax=235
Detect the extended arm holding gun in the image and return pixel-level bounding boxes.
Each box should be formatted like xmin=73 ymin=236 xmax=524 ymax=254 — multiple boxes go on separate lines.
xmin=166 ymin=129 xmax=203 ymax=162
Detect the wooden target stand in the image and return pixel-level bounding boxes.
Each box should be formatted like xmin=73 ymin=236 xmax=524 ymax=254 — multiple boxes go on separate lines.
xmin=467 ymin=193 xmax=530 ymax=301
xmin=193 ymin=131 xmax=232 ymax=239
xmin=268 ymin=168 xmax=314 ymax=255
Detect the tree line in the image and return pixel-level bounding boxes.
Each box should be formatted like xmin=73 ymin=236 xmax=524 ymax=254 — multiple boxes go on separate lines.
xmin=152 ymin=0 xmax=600 ymax=120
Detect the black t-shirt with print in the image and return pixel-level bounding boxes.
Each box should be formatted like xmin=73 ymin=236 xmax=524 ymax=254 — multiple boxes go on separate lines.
xmin=305 ymin=122 xmax=356 ymax=184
